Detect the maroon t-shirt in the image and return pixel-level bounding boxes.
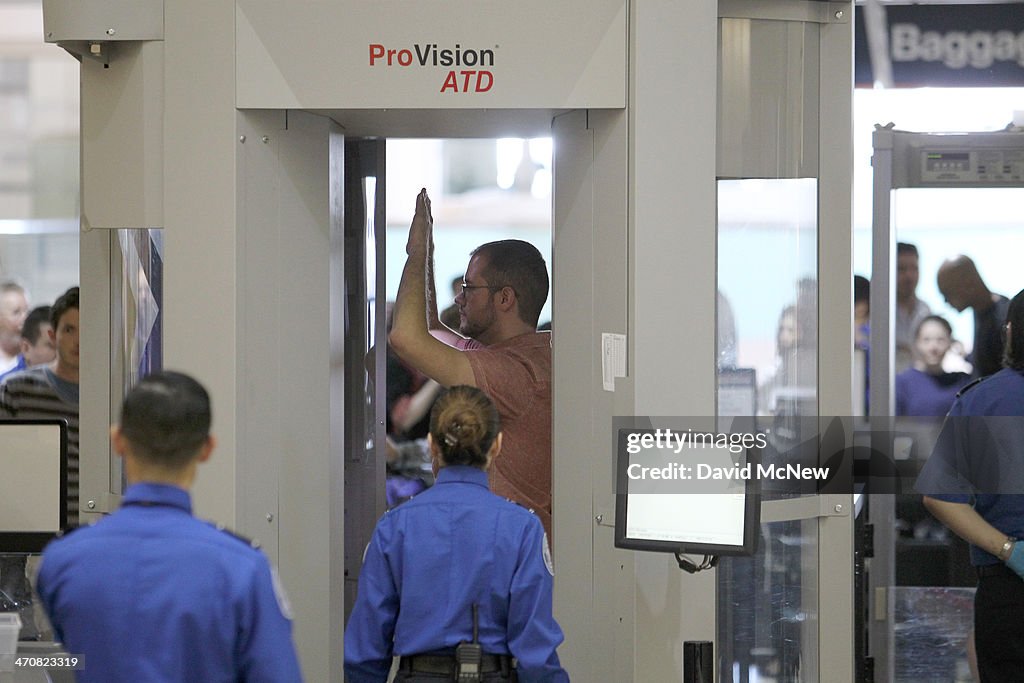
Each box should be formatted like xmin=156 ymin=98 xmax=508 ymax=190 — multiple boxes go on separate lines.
xmin=461 ymin=331 xmax=553 ymax=537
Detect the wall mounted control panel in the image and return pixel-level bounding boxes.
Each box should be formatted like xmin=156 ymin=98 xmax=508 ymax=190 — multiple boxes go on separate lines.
xmin=921 ymin=148 xmax=1024 ymax=184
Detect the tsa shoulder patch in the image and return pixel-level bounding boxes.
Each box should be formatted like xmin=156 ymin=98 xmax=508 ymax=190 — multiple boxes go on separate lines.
xmin=271 ymin=567 xmax=295 ymax=620
xmin=508 ymin=499 xmax=535 ymax=514
xmin=956 ymin=376 xmax=986 ymax=398
xmin=542 ymin=532 xmax=554 ymax=576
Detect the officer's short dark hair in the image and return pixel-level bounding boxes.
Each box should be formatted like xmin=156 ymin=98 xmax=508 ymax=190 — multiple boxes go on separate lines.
xmin=1005 ymin=288 xmax=1024 ymax=371
xmin=429 ymin=385 xmax=500 ymax=468
xmin=22 ymin=306 xmax=52 ymax=344
xmin=50 ymin=286 xmax=79 ymax=331
xmin=470 ymin=240 xmax=549 ymax=328
xmin=120 ymin=371 xmax=212 ymax=468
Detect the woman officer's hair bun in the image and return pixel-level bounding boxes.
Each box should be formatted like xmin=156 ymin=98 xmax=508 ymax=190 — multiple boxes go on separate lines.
xmin=429 ymin=385 xmax=501 ymax=468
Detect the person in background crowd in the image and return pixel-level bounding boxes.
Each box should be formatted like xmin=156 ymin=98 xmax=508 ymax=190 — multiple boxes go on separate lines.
xmin=0 ymin=305 xmax=54 ymax=383
xmin=937 ymin=255 xmax=1009 ymax=378
xmin=854 ymin=275 xmax=871 ymax=352
xmin=895 ymin=315 xmax=971 ymax=417
xmin=0 ymin=280 xmax=29 ymax=374
xmin=895 ymin=242 xmax=932 ymax=373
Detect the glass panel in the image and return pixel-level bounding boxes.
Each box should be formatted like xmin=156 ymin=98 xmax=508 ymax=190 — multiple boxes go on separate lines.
xmin=110 ymin=229 xmax=163 ymax=494
xmin=365 ymin=177 xmax=378 ymax=351
xmin=342 ymin=141 xmax=386 ymax=620
xmin=718 ymin=519 xmax=820 ymax=682
xmin=717 ymin=178 xmax=817 ymax=415
xmin=717 ymin=178 xmax=819 ymax=681
xmin=890 ymin=587 xmax=975 ymax=682
xmin=361 ymin=174 xmax=379 ymax=463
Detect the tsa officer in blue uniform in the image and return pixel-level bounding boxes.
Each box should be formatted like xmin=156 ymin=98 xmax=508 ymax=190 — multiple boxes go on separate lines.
xmin=344 ymin=385 xmax=568 ymax=682
xmin=36 ymin=371 xmax=303 ymax=683
xmin=918 ymin=288 xmax=1024 ymax=681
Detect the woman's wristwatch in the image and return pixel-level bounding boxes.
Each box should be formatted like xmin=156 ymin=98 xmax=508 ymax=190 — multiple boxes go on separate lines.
xmin=999 ymin=537 xmax=1017 ymax=561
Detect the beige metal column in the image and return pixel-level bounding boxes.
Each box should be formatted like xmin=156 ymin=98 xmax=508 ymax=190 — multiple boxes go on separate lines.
xmin=631 ymin=1 xmax=719 ymax=680
xmin=162 ymin=3 xmax=338 ymax=678
xmin=716 ymin=0 xmax=856 ymax=679
xmin=817 ymin=2 xmax=856 ymax=679
xmin=552 ymin=108 xmax=631 ymax=681
xmin=162 ymin=0 xmax=237 ymax=523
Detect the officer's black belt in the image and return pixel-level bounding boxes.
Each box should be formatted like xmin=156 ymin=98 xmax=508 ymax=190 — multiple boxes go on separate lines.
xmin=399 ymin=653 xmax=514 ymax=675
xmin=977 ymin=563 xmax=1020 ymax=579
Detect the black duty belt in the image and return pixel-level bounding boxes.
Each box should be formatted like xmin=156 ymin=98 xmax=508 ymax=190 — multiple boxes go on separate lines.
xmin=977 ymin=563 xmax=1019 ymax=579
xmin=400 ymin=653 xmax=514 ymax=676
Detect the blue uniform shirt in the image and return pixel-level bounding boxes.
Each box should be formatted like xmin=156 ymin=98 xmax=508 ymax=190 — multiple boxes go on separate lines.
xmin=36 ymin=482 xmax=303 ymax=683
xmin=344 ymin=465 xmax=569 ymax=683
xmin=916 ymin=369 xmax=1024 ymax=566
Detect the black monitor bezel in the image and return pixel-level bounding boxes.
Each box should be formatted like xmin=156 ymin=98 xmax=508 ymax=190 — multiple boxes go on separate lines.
xmin=613 ymin=428 xmax=760 ymax=557
xmin=0 ymin=418 xmax=69 ymax=553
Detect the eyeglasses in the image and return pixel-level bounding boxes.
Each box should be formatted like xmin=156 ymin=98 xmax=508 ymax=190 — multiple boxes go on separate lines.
xmin=461 ymin=283 xmax=508 ymax=294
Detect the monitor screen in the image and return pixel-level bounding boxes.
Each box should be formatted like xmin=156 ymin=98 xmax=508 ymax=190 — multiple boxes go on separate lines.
xmin=0 ymin=420 xmax=68 ymax=553
xmin=614 ymin=427 xmax=759 ymax=556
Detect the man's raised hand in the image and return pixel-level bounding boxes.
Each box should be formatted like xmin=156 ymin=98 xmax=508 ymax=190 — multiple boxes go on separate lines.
xmin=406 ymin=188 xmax=433 ymax=256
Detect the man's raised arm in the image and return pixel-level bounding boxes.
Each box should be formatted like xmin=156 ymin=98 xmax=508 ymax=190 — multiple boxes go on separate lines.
xmin=388 ymin=189 xmax=475 ymax=388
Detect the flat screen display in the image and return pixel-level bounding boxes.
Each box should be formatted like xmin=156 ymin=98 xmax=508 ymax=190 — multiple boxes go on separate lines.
xmin=0 ymin=420 xmax=68 ymax=553
xmin=614 ymin=428 xmax=759 ymax=556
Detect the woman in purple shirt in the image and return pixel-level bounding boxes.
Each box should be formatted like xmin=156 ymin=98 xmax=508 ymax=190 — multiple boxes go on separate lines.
xmin=895 ymin=315 xmax=971 ymax=417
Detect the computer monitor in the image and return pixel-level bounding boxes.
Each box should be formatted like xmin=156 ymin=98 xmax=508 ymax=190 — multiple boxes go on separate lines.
xmin=0 ymin=419 xmax=68 ymax=553
xmin=614 ymin=428 xmax=760 ymax=557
